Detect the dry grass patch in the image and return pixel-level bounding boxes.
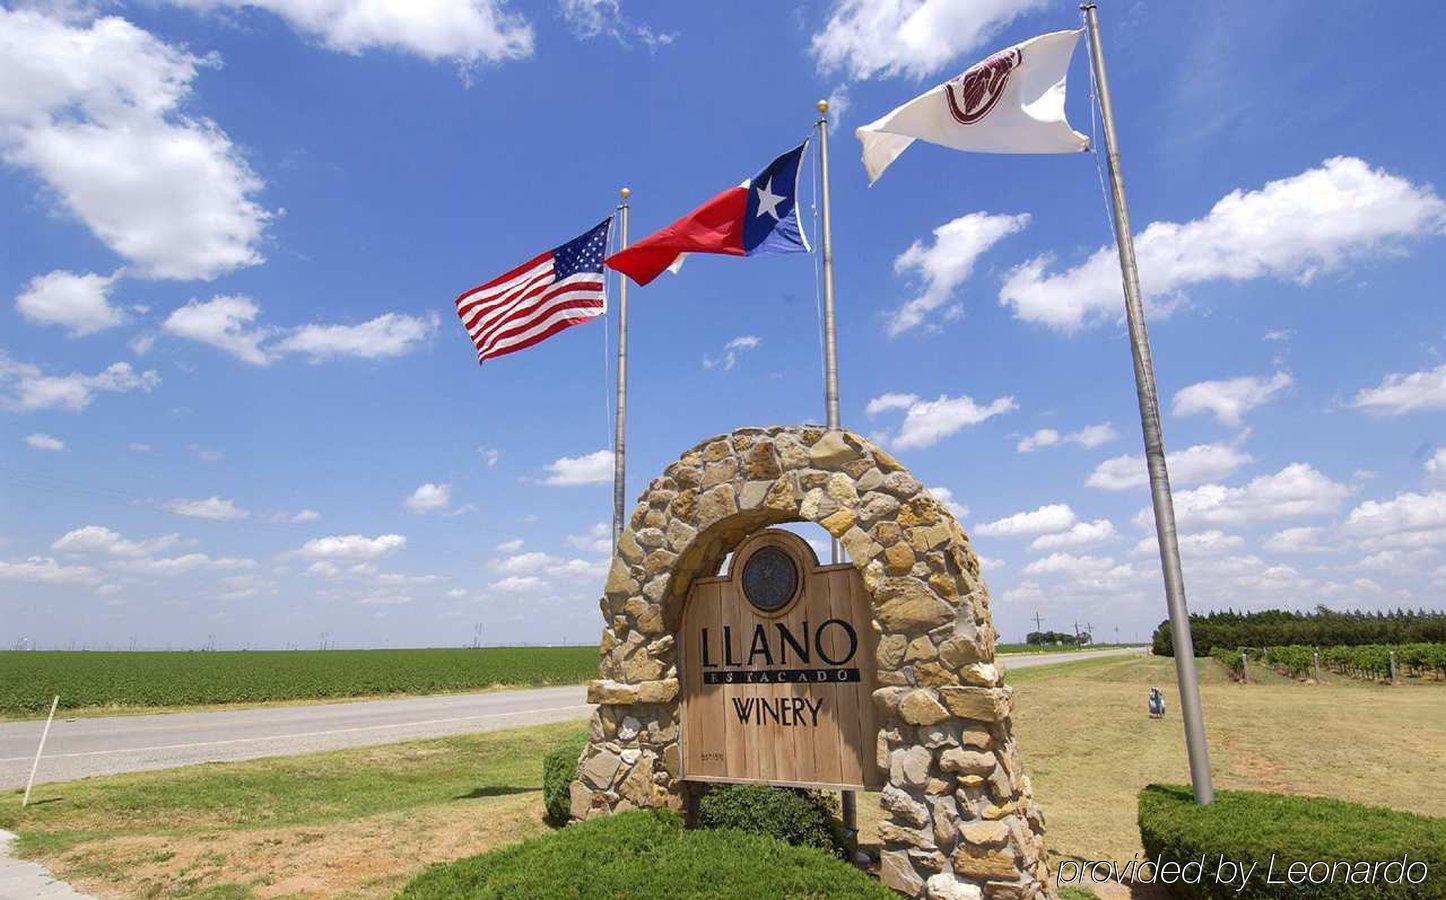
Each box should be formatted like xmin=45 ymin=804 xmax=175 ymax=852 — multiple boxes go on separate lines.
xmin=859 ymin=654 xmax=1445 ymax=869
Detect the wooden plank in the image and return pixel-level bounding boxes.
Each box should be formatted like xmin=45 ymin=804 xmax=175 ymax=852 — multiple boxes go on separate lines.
xmin=678 ymin=529 xmax=878 ymax=790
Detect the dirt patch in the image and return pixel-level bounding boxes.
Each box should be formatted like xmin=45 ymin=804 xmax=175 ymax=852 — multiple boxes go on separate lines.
xmin=51 ymin=792 xmax=549 ymax=899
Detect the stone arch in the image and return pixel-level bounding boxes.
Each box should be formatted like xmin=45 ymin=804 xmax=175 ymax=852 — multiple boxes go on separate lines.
xmin=573 ymin=426 xmax=1051 ymax=899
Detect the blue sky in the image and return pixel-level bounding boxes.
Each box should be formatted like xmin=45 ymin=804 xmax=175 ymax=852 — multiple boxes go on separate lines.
xmin=3 ymin=0 xmax=1445 ymax=650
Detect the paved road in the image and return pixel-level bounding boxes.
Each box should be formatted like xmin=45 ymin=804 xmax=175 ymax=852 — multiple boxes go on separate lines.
xmin=0 ymin=647 xmax=1141 ymax=789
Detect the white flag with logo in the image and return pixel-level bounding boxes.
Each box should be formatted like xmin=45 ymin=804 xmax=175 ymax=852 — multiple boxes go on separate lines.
xmin=856 ymin=30 xmax=1090 ymax=183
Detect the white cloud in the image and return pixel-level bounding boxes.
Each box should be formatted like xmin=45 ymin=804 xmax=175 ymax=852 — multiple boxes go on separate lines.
xmin=15 ymin=270 xmax=124 ymax=336
xmin=272 ymin=312 xmax=438 ymax=361
xmin=975 ymin=503 xmax=1076 ymax=538
xmin=480 ymin=447 xmax=502 ymax=467
xmin=925 ymin=486 xmax=967 ymax=520
xmin=1263 ymin=526 xmax=1334 ymax=554
xmin=1426 ymin=449 xmax=1446 ymax=483
xmin=114 ymin=553 xmax=254 ymax=575
xmin=298 ymin=533 xmax=406 ymax=560
xmin=52 ymin=525 xmax=182 ymax=557
xmin=811 ymin=0 xmax=1047 ymax=80
xmin=25 ymin=432 xmax=65 ymax=451
xmin=560 ymin=0 xmax=674 ymax=50
xmin=887 ymin=212 xmax=1030 ymax=336
xmin=1030 ymin=519 xmax=1115 ymax=551
xmin=1133 ymin=529 xmax=1244 ymax=557
xmin=1343 ymin=490 xmax=1446 ymax=551
xmin=1351 ymin=363 xmax=1446 ymax=416
xmin=1172 ymin=372 xmax=1291 ymax=427
xmin=491 ymin=574 xmax=543 ymax=593
xmin=0 ymin=353 xmax=160 ymax=412
xmin=0 ymin=9 xmax=270 ymax=280
xmin=0 ymin=555 xmax=101 ymax=585
xmin=491 ymin=551 xmax=555 ymax=575
xmin=405 ymin=482 xmax=452 ymax=515
xmin=566 ymin=522 xmax=611 ymax=554
xmin=164 ymin=496 xmax=249 ymax=520
xmin=1021 ymin=552 xmax=1137 ymax=594
xmin=163 ymin=296 xmax=271 ymax=365
xmin=1086 ymin=440 xmax=1252 ymax=491
xmin=1149 ymin=463 xmax=1350 ymax=528
xmin=867 ymin=391 xmax=1016 ymax=450
xmin=864 ymin=392 xmax=918 ymax=416
xmin=272 ymin=509 xmax=319 ymax=523
xmin=163 ymin=296 xmax=436 ymax=365
xmin=165 ymin=0 xmax=534 ymax=65
xmin=1017 ymin=422 xmax=1117 ymax=453
xmin=1015 ymin=428 xmax=1058 ymax=452
xmin=1000 ymin=157 xmax=1446 ymax=332
xmin=824 ymin=84 xmax=850 ymax=134
xmin=495 ymin=538 xmax=524 ymax=553
xmin=702 ymin=335 xmax=760 ymax=371
xmin=544 ymin=449 xmax=613 ymax=486
xmin=128 ymin=442 xmax=152 ymax=453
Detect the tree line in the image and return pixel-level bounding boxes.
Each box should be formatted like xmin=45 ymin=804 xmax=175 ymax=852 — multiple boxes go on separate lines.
xmin=1152 ymin=606 xmax=1446 ymax=656
xmin=1025 ymin=630 xmax=1092 ymax=646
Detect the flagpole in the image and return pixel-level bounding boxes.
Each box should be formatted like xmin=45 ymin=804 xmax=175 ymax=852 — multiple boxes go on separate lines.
xmin=816 ymin=98 xmax=857 ymax=837
xmin=612 ymin=188 xmax=631 ymax=552
xmin=1081 ymin=2 xmax=1213 ymax=804
xmin=816 ymin=101 xmax=842 ymax=434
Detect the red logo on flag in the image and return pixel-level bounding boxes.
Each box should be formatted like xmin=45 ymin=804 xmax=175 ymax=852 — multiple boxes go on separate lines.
xmin=945 ymin=47 xmax=1021 ymax=125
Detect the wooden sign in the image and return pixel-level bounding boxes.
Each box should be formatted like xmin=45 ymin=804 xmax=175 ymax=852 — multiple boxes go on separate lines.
xmin=679 ymin=529 xmax=883 ymax=790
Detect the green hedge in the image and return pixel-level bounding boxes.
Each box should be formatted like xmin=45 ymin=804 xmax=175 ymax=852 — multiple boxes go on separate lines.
xmin=696 ymin=784 xmax=848 ymax=858
xmin=399 ymin=808 xmax=894 ymax=899
xmin=1138 ymin=785 xmax=1444 ymax=899
xmin=540 ymin=732 xmax=588 ymax=826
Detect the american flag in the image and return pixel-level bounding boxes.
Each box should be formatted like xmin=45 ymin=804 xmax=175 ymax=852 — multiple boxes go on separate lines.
xmin=455 ymin=218 xmax=612 ymax=363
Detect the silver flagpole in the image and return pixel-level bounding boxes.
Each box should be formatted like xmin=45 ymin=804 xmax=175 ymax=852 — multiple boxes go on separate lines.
xmin=612 ymin=188 xmax=631 ymax=552
xmin=816 ymin=99 xmax=857 ymax=835
xmin=1082 ymin=2 xmax=1214 ymax=804
xmin=816 ymin=100 xmax=842 ymax=434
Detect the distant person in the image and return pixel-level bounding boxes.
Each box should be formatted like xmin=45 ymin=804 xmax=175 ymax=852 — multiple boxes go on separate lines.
xmin=1148 ymin=687 xmax=1165 ymax=719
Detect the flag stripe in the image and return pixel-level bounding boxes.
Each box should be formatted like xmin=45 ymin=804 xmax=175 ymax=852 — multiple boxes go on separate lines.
xmin=466 ymin=272 xmax=597 ymax=342
xmin=465 ymin=265 xmax=559 ymax=335
xmin=480 ymin=289 xmax=605 ymax=353
xmin=483 ymin=300 xmax=605 ymax=358
xmin=458 ymin=257 xmax=553 ymax=319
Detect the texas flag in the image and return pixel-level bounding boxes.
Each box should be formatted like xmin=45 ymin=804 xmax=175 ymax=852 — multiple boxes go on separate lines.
xmin=605 ymin=142 xmax=810 ymax=286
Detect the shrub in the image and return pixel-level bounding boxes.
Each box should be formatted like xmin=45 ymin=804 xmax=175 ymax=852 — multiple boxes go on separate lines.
xmin=696 ymin=784 xmax=848 ymax=858
xmin=400 ymin=808 xmax=894 ymax=899
xmin=540 ymin=731 xmax=588 ymax=826
xmin=1209 ymin=647 xmax=1247 ymax=681
xmin=1138 ymin=784 xmax=1445 ymax=899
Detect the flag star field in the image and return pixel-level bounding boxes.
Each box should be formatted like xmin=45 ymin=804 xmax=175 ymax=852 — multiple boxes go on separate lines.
xmin=2 ymin=1 xmax=1444 ymax=649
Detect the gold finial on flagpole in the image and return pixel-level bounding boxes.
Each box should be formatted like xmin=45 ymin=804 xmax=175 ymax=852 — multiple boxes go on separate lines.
xmin=619 ymin=186 xmax=630 ymax=201
xmin=816 ymin=99 xmax=829 ymax=116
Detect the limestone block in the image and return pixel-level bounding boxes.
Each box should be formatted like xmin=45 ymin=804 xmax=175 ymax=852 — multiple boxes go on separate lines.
xmin=881 ymin=849 xmax=926 ymax=896
xmin=938 ymin=687 xmax=1011 ymax=722
xmin=926 ymin=873 xmax=983 ymax=900
xmin=900 ymin=689 xmax=951 ymax=725
xmin=880 ymin=784 xmax=930 ymax=828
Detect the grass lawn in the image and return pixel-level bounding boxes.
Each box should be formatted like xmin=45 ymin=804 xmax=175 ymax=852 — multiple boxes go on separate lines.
xmin=3 ymin=654 xmax=1440 ymax=897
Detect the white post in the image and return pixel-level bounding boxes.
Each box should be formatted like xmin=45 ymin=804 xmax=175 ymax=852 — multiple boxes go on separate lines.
xmin=1389 ymin=650 xmax=1398 ymax=683
xmin=22 ymin=695 xmax=59 ymax=808
xmin=1083 ymin=2 xmax=1213 ymax=804
xmin=612 ymin=189 xmax=631 ymax=552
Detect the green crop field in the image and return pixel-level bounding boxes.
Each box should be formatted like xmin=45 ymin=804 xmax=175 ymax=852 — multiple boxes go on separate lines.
xmin=0 ymin=646 xmax=599 ymax=716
